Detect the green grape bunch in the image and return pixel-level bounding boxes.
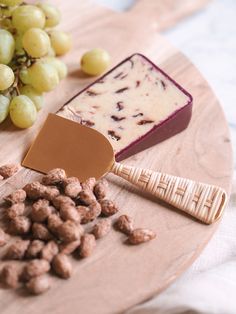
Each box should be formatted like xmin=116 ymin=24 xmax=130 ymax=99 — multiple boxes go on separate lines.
xmin=0 ymin=0 xmax=71 ymax=129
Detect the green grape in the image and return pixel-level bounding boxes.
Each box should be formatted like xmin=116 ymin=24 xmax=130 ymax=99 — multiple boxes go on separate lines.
xmin=50 ymin=30 xmax=71 ymax=56
xmin=14 ymin=33 xmax=24 ymax=55
xmin=47 ymin=45 xmax=55 ymax=57
xmin=9 ymin=95 xmax=37 ymax=128
xmin=37 ymin=3 xmax=61 ymax=28
xmin=19 ymin=85 xmax=43 ymax=111
xmin=0 ymin=95 xmax=10 ymax=123
xmin=0 ymin=0 xmax=23 ymax=6
xmin=27 ymin=61 xmax=59 ymax=93
xmin=0 ymin=29 xmax=15 ymax=64
xmin=0 ymin=64 xmax=15 ymax=91
xmin=19 ymin=68 xmax=30 ymax=84
xmin=12 ymin=5 xmax=45 ymax=33
xmin=81 ymin=48 xmax=110 ymax=76
xmin=43 ymin=57 xmax=67 ymax=80
xmin=22 ymin=28 xmax=50 ymax=58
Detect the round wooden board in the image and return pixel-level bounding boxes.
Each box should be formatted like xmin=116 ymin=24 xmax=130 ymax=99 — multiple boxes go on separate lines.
xmin=0 ymin=1 xmax=233 ymax=314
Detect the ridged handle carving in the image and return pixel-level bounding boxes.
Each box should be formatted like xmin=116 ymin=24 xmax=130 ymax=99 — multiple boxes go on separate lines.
xmin=111 ymin=162 xmax=227 ymax=224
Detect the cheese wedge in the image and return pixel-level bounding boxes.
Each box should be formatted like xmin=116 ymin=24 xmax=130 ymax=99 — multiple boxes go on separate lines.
xmin=58 ymin=54 xmax=192 ymax=161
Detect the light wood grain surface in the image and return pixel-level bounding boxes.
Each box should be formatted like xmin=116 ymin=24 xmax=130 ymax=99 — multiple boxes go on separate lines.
xmin=0 ymin=1 xmax=233 ymax=313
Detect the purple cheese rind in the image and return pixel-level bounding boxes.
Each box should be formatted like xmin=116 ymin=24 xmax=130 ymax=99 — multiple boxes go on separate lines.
xmin=116 ymin=102 xmax=192 ymax=161
xmin=58 ymin=53 xmax=193 ymax=161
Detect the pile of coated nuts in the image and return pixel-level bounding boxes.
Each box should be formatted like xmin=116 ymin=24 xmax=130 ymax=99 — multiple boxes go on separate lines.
xmin=0 ymin=166 xmax=156 ymax=295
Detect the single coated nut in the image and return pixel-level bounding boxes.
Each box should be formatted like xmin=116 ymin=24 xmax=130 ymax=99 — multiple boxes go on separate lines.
xmin=80 ymin=234 xmax=96 ymax=258
xmin=52 ymin=253 xmax=72 ymax=279
xmin=64 ymin=182 xmax=82 ymax=198
xmin=24 ymin=182 xmax=46 ymax=200
xmin=52 ymin=195 xmax=75 ymax=209
xmin=6 ymin=203 xmax=25 ymax=219
xmin=9 ymin=216 xmax=31 ymax=235
xmin=93 ymin=180 xmax=108 ymax=200
xmin=57 ymin=221 xmax=83 ymax=243
xmin=62 ymin=177 xmax=79 ymax=188
xmin=76 ymin=205 xmax=89 ymax=222
xmin=32 ymin=223 xmax=52 ymax=241
xmin=41 ymin=241 xmax=59 ymax=262
xmin=23 ymin=259 xmax=50 ymax=280
xmin=26 ymin=240 xmax=45 ymax=259
xmin=100 ymin=199 xmax=119 ymax=217
xmin=114 ymin=215 xmax=134 ymax=235
xmin=128 ymin=228 xmax=156 ymax=245
xmin=78 ymin=189 xmax=96 ymax=206
xmin=42 ymin=186 xmax=60 ymax=201
xmin=81 ymin=177 xmax=96 ymax=190
xmin=79 ymin=201 xmax=101 ymax=224
xmin=59 ymin=204 xmax=81 ymax=223
xmin=92 ymin=218 xmax=111 ymax=239
xmin=0 ymin=164 xmax=20 ymax=178
xmin=5 ymin=239 xmax=30 ymax=260
xmin=0 ymin=227 xmax=7 ymax=247
xmin=4 ymin=189 xmax=26 ymax=204
xmin=1 ymin=264 xmax=19 ymax=288
xmin=26 ymin=275 xmax=51 ymax=295
xmin=47 ymin=213 xmax=63 ymax=234
xmin=59 ymin=240 xmax=80 ymax=255
xmin=42 ymin=168 xmax=66 ymax=185
xmin=31 ymin=199 xmax=52 ymax=222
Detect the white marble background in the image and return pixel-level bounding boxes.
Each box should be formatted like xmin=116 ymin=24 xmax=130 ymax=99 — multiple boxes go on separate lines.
xmin=94 ymin=0 xmax=236 ymax=312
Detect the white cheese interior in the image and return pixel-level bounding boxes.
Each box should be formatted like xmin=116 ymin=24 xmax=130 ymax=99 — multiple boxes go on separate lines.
xmin=59 ymin=54 xmax=189 ymax=153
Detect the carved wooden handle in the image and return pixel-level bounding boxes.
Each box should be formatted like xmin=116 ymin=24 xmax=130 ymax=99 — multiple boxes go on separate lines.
xmin=111 ymin=162 xmax=227 ymax=224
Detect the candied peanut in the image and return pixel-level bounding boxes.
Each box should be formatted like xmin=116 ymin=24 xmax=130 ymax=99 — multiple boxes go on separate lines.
xmin=0 ymin=164 xmax=20 ymax=179
xmin=42 ymin=168 xmax=66 ymax=185
xmin=41 ymin=241 xmax=59 ymax=262
xmin=76 ymin=205 xmax=88 ymax=221
xmin=24 ymin=182 xmax=46 ymax=200
xmin=9 ymin=216 xmax=31 ymax=235
xmin=128 ymin=228 xmax=156 ymax=245
xmin=78 ymin=189 xmax=96 ymax=206
xmin=0 ymin=227 xmax=7 ymax=247
xmin=100 ymin=199 xmax=119 ymax=217
xmin=59 ymin=240 xmax=80 ymax=255
xmin=92 ymin=219 xmax=111 ymax=239
xmin=5 ymin=239 xmax=30 ymax=260
xmin=26 ymin=240 xmax=44 ymax=259
xmin=80 ymin=234 xmax=96 ymax=258
xmin=47 ymin=214 xmax=63 ymax=234
xmin=93 ymin=179 xmax=108 ymax=200
xmin=6 ymin=203 xmax=25 ymax=219
xmin=23 ymin=259 xmax=50 ymax=281
xmin=52 ymin=254 xmax=72 ymax=279
xmin=114 ymin=215 xmax=134 ymax=235
xmin=1 ymin=264 xmax=19 ymax=288
xmin=52 ymin=195 xmax=75 ymax=210
xmin=42 ymin=186 xmax=60 ymax=201
xmin=79 ymin=201 xmax=101 ymax=224
xmin=81 ymin=177 xmax=96 ymax=190
xmin=59 ymin=204 xmax=81 ymax=223
xmin=4 ymin=189 xmax=26 ymax=204
xmin=64 ymin=182 xmax=82 ymax=198
xmin=62 ymin=177 xmax=79 ymax=188
xmin=32 ymin=223 xmax=52 ymax=241
xmin=26 ymin=275 xmax=51 ymax=295
xmin=31 ymin=199 xmax=52 ymax=223
xmin=57 ymin=221 xmax=83 ymax=243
